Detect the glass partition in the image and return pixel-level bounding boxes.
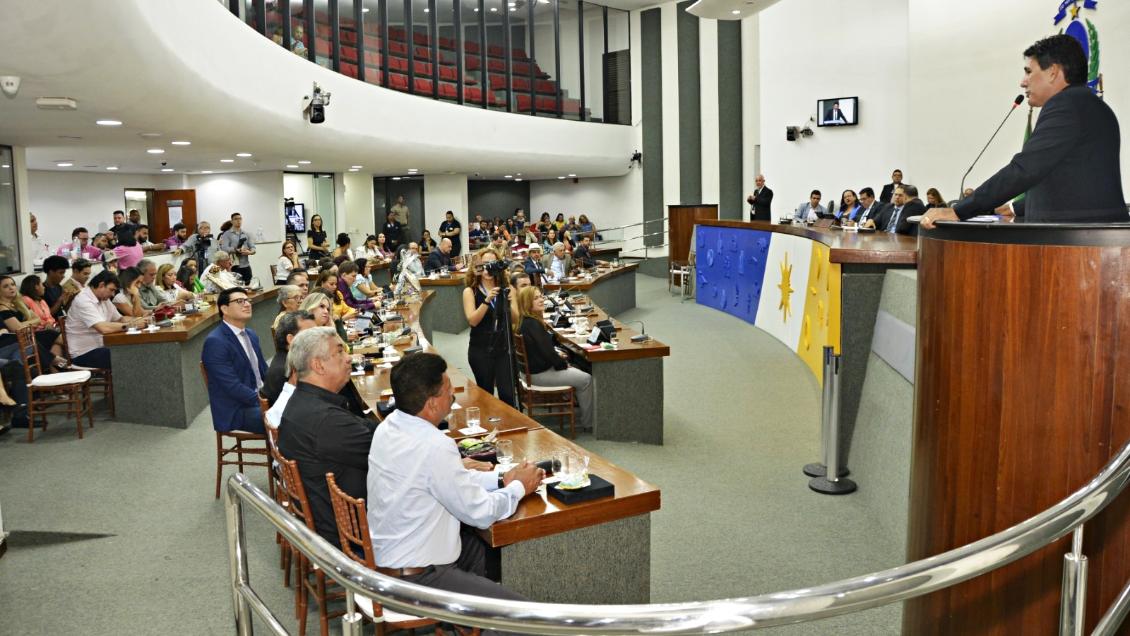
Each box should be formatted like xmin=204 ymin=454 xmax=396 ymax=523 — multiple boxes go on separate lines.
xmin=484 ymin=0 xmax=506 ymax=110
xmin=531 ymin=0 xmax=556 ymax=117
xmin=558 ymin=0 xmax=580 ymax=119
xmin=412 ymin=0 xmax=431 ymax=96
xmin=460 ymin=0 xmax=485 ymax=107
xmin=0 ymin=146 xmax=20 ymax=274
xmin=580 ymin=2 xmax=602 ymax=122
xmin=507 ymin=0 xmax=528 ymax=113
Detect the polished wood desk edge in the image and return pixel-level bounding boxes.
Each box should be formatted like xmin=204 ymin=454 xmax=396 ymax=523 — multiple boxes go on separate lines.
xmin=486 ymin=490 xmax=661 ymax=547
xmin=697 ymin=220 xmax=919 ymax=265
xmin=103 ymin=288 xmax=279 ymax=346
xmin=543 ymin=262 xmax=639 ymax=291
xmin=419 ymin=276 xmax=466 ymax=287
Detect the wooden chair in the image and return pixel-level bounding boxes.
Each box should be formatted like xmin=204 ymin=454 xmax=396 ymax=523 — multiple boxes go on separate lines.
xmin=200 ymin=361 xmax=271 ymax=499
xmin=270 ymin=263 xmax=278 ymax=283
xmin=15 ymin=327 xmax=93 ymax=442
xmin=54 ymin=315 xmax=115 ymax=417
xmin=326 ymin=473 xmax=454 ymax=636
xmin=263 ymin=402 xmax=296 ymax=588
xmin=513 ymin=334 xmax=576 ymax=439
xmin=273 ymin=448 xmax=345 ymax=636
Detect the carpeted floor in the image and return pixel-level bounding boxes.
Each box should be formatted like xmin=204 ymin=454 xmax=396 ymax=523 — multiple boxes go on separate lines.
xmin=0 ymin=274 xmax=902 ymax=634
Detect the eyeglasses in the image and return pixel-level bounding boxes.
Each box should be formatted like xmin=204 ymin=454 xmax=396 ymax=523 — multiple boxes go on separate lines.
xmin=230 ymin=298 xmax=252 ymax=305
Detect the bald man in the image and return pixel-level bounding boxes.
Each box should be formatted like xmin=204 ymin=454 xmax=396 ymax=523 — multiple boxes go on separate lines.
xmin=747 ymin=175 xmax=773 ymax=222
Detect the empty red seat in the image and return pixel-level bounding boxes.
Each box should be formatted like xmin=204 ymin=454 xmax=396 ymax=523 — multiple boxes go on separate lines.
xmin=340 ymin=61 xmax=358 ymax=78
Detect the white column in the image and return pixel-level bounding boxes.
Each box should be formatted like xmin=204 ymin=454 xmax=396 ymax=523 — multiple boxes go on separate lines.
xmin=423 ymin=173 xmax=469 ymax=250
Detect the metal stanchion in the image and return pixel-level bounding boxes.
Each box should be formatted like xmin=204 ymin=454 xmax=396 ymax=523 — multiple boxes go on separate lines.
xmin=1060 ymin=527 xmax=1088 ymax=636
xmin=808 ymin=348 xmax=857 ymax=495
xmin=804 ymin=347 xmax=850 ymax=480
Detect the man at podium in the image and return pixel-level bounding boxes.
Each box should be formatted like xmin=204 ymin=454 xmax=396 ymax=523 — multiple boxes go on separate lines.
xmin=922 ymin=35 xmax=1125 ymax=228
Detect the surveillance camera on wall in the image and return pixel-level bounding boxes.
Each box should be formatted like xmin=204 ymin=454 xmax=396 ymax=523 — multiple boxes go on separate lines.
xmin=302 ymin=82 xmax=331 ymax=124
xmin=0 ymin=76 xmax=20 ymax=98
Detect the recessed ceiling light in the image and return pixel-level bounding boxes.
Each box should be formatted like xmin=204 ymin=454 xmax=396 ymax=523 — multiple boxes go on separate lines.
xmin=106 ymin=166 xmax=118 ymax=171
xmin=161 ymin=168 xmax=175 ymax=172
xmin=392 ymin=176 xmax=402 ymax=180
xmin=147 ymin=148 xmax=165 ymax=154
xmin=56 ymin=162 xmax=74 ymax=167
xmin=504 ymin=175 xmax=513 ymax=178
xmin=362 ymin=6 xmax=370 ymax=11
xmin=516 ymin=173 xmax=522 ymax=176
xmin=171 ymin=140 xmax=191 ymax=146
xmin=351 ymin=165 xmax=363 ymax=169
xmin=515 ymin=178 xmax=523 ymax=181
xmin=1 ymin=164 xmax=9 ymax=168
xmin=731 ymin=9 xmax=740 ymax=14
xmin=201 ymin=170 xmax=214 ymax=174
xmin=474 ymin=7 xmax=478 ymax=10
xmin=236 ymin=152 xmax=252 ymax=157
xmin=509 ymin=7 xmax=515 ymax=11
xmin=568 ymin=173 xmax=576 ymax=177
xmin=557 ymin=176 xmax=566 ymax=179
xmin=424 ymin=7 xmax=429 ymax=11
xmin=298 ymin=160 xmax=311 ymax=165
xmin=220 ymin=158 xmax=235 ymax=163
xmin=286 ymin=164 xmax=299 ymax=168
xmin=96 ymin=119 xmax=123 ymax=126
xmin=490 ymin=6 xmax=497 ymax=11
xmin=407 ymin=168 xmax=418 ymax=171
xmin=348 ymin=168 xmax=359 ymax=172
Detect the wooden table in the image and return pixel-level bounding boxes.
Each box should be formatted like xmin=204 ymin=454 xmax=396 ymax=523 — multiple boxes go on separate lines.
xmin=543 ymin=263 xmax=638 ymax=316
xmin=102 ymin=288 xmax=278 ymax=428
xmin=351 ymin=291 xmax=661 ymax=603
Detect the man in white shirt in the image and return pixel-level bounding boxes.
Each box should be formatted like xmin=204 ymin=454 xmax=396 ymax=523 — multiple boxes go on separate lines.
xmin=204 ymin=251 xmax=245 ymax=292
xmin=28 ymin=213 xmax=52 ymax=265
xmin=368 ymin=352 xmax=543 ymax=601
xmin=65 ymin=270 xmax=141 ymax=368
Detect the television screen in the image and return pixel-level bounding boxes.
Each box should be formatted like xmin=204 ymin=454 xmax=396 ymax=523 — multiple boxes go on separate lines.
xmin=817 ymin=97 xmax=858 ymax=127
xmin=285 ymin=202 xmax=306 ymax=233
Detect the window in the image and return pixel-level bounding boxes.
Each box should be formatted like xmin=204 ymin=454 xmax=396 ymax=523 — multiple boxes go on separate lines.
xmin=0 ymin=146 xmax=21 ymax=274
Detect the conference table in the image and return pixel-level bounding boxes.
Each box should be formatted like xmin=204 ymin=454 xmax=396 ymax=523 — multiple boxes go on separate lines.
xmin=349 ymin=293 xmax=661 ymax=604
xmin=103 ymin=288 xmax=278 ymax=429
xmin=544 ymin=262 xmax=638 ymax=316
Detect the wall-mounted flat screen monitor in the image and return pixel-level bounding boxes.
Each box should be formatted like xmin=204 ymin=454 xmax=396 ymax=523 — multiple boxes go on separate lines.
xmin=285 ymin=202 xmax=306 ymax=233
xmin=817 ymin=97 xmax=858 ymax=127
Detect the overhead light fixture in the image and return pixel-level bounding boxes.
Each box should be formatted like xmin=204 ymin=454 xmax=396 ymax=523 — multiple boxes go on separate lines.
xmin=201 ymin=170 xmax=214 ymax=174
xmin=515 ymin=178 xmax=523 ymax=181
xmin=392 ymin=176 xmax=401 ymax=180
xmin=568 ymin=173 xmax=576 ymax=177
xmin=106 ymin=166 xmax=119 ymax=171
xmin=36 ymin=97 xmax=78 ymax=110
xmin=490 ymin=6 xmax=497 ymax=11
xmin=731 ymin=9 xmax=740 ymax=14
xmin=348 ymin=168 xmax=359 ymax=172
xmin=1 ymin=164 xmax=8 ymax=168
xmin=161 ymin=168 xmax=174 ymax=172
xmin=96 ymin=119 xmax=123 ymax=126
xmin=557 ymin=176 xmax=566 ymax=179
xmin=407 ymin=168 xmax=418 ymax=171
xmin=424 ymin=7 xmax=429 ymax=11
xmin=171 ymin=140 xmax=191 ymax=146
xmin=504 ymin=174 xmax=513 ymax=179
xmin=474 ymin=7 xmax=479 ymax=10
xmin=147 ymin=148 xmax=165 ymax=154
xmin=236 ymin=152 xmax=252 ymax=157
xmin=286 ymin=164 xmax=299 ymax=168
xmin=56 ymin=162 xmax=74 ymax=167
xmin=298 ymin=160 xmax=311 ymax=165
xmin=351 ymin=165 xmax=363 ymax=169
xmin=220 ymin=158 xmax=235 ymax=163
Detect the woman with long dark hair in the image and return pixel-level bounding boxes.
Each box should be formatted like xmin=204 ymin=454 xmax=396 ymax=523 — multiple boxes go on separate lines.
xmin=461 ymin=248 xmax=516 ymax=405
xmin=307 ymin=214 xmax=330 ymax=258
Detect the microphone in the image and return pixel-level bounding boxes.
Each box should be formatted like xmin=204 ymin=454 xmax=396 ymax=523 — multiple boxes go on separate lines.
xmin=624 ymin=320 xmax=650 ymax=343
xmin=959 ymin=94 xmax=1025 ymax=197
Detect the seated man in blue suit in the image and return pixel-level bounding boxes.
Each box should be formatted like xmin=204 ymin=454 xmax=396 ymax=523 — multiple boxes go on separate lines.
xmin=202 ymin=287 xmax=268 ymax=434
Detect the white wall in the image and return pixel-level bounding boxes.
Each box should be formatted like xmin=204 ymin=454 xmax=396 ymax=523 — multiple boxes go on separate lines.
xmin=758 ymin=0 xmax=908 ymax=215
xmin=187 ymin=170 xmax=284 ymax=244
xmin=424 ymin=174 xmax=470 ymax=246
xmin=342 ymin=171 xmax=375 ymax=246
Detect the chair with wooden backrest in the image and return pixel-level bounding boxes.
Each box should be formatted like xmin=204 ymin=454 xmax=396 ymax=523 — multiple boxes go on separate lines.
xmin=326 ymin=473 xmax=453 ymax=636
xmin=15 ymin=326 xmax=93 ymax=442
xmin=200 ymin=361 xmax=271 ymax=499
xmin=263 ymin=401 xmax=294 ymax=587
xmin=270 ymin=263 xmax=278 ymax=284
xmin=273 ymin=447 xmax=345 ymax=636
xmin=512 ymin=333 xmax=576 ymax=439
xmin=53 ymin=315 xmax=115 ymax=416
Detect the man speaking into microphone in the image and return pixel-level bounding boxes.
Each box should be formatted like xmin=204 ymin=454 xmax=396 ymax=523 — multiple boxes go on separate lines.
xmin=922 ymin=35 xmax=1125 ymax=228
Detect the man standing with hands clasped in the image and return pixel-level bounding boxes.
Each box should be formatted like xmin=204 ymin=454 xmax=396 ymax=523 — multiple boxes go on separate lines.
xmin=219 ymin=212 xmax=256 ymax=284
xmin=367 ymin=352 xmax=543 ymax=604
xmin=922 ymin=35 xmax=1124 ymax=229
xmin=747 ymin=174 xmax=773 ymax=222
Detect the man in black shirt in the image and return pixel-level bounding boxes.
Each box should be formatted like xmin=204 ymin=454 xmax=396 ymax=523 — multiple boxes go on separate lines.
xmin=438 ymin=210 xmax=462 ymax=256
xmin=572 ymin=235 xmax=599 ymax=269
xmin=263 ymin=310 xmax=316 ymax=405
xmin=383 ymin=211 xmax=404 ymax=253
xmin=425 ymin=238 xmax=455 ymax=274
xmin=40 ymin=256 xmax=73 ymax=317
xmin=277 ymin=326 xmax=378 ymax=547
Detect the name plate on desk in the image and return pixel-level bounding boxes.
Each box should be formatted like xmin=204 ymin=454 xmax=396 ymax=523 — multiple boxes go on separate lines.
xmin=547 ymin=474 xmax=615 ymax=505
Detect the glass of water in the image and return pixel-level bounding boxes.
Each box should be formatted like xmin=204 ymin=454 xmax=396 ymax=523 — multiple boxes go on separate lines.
xmin=466 ymin=406 xmax=481 ymax=429
xmin=496 ymin=439 xmax=514 ymax=467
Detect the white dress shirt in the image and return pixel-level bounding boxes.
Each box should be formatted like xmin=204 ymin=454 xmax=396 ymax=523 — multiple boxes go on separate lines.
xmin=367 ymin=409 xmax=525 ymax=568
xmin=265 ymin=382 xmax=295 ymax=429
xmin=66 ymin=286 xmax=123 ymax=357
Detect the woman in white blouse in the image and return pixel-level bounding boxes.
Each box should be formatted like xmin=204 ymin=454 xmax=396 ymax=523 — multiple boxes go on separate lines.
xmin=276 ymin=240 xmax=299 ymax=283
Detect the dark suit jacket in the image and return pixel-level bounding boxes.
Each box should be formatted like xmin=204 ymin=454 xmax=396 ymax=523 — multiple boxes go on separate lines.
xmin=857 ymin=202 xmax=886 ymax=226
xmin=748 ymin=187 xmax=774 ymax=221
xmin=879 ymin=183 xmax=899 ymax=203
xmin=202 ymin=322 xmax=269 ymax=433
xmin=955 ymin=85 xmax=1126 ymax=222
xmin=424 ymin=250 xmax=452 ymax=273
xmin=874 ymin=199 xmax=923 ymax=235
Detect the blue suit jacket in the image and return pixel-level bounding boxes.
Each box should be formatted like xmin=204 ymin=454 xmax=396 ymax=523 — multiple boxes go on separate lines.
xmin=202 ymin=321 xmax=269 ymax=433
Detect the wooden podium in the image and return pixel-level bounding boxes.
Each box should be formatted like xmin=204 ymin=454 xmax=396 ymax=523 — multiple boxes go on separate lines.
xmin=906 ymin=222 xmax=1130 ymax=634
xmin=667 ymin=204 xmax=718 ymax=267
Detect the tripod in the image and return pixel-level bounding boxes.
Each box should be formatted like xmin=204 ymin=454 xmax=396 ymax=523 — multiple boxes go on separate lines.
xmin=491 ymin=284 xmax=520 ymax=409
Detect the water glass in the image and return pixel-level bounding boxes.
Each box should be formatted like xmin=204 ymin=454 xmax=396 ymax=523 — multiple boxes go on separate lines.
xmin=466 ymin=406 xmax=481 ymax=429
xmin=496 ymin=439 xmax=514 ymax=467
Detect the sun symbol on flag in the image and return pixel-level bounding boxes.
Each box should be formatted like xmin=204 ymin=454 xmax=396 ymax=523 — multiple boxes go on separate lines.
xmin=778 ymin=252 xmax=794 ymax=321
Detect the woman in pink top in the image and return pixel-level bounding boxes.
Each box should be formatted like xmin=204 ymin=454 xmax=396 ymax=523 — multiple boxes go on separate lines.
xmin=19 ymin=275 xmax=56 ymax=329
xmin=112 ymin=226 xmax=144 ymax=269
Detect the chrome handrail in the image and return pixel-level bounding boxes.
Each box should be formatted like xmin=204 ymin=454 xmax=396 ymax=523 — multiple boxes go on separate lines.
xmin=226 ymin=437 xmax=1130 ymax=635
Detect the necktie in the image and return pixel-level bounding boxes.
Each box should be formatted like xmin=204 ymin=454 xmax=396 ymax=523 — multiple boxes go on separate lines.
xmin=240 ymin=330 xmax=263 ymax=390
xmin=886 ymin=207 xmax=903 ymax=233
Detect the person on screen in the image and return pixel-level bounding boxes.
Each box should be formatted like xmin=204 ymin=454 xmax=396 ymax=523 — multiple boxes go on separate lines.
xmin=824 ymin=101 xmax=848 ymax=125
xmin=922 ymin=34 xmax=1125 ymax=228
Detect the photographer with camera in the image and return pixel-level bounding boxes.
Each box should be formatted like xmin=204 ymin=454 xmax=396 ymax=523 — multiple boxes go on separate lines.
xmin=179 ymin=221 xmax=216 ymax=275
xmin=219 ymin=212 xmax=256 ymax=284
xmin=462 ymin=248 xmax=518 ymax=406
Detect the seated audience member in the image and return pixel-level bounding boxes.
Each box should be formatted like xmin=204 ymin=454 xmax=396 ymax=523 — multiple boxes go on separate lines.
xmin=468 ymin=222 xmax=488 ymax=250
xmin=4 ymin=275 xmax=68 ymax=370
xmin=61 ymin=258 xmax=93 ymax=313
xmin=513 ymin=287 xmax=594 ymax=431
xmin=112 ymin=267 xmax=148 ymax=318
xmin=332 ymin=233 xmax=354 ymax=261
xmin=40 ymin=256 xmax=73 ymax=318
xmin=356 ymin=235 xmax=382 ymax=261
xmin=19 ymin=276 xmax=57 ymax=331
xmin=315 ymin=271 xmax=355 ymax=321
xmin=419 ymin=230 xmax=437 ymax=257
xmin=534 ymin=212 xmax=553 ymax=237
xmin=374 ymin=233 xmax=395 ymax=259
xmin=164 ymin=222 xmax=189 ymax=250
xmin=56 ymin=227 xmax=104 ymax=260
xmin=101 ymin=250 xmax=120 ymax=274
xmin=136 ymin=224 xmax=166 ymax=253
xmin=836 ymin=190 xmax=863 ymax=224
xmin=263 ymin=310 xmax=316 ymax=407
xmin=317 ymin=257 xmax=336 ymax=273
xmin=553 ymin=213 xmax=567 ymax=231
xmin=272 ymin=285 xmax=304 ymax=331
xmin=112 ymin=225 xmax=144 ymax=269
xmin=869 ymin=184 xmax=922 ymax=235
xmin=856 ymin=187 xmax=886 ymax=227
xmin=368 ymin=352 xmax=542 ymax=597
xmin=91 ymin=232 xmax=111 ymax=252
xmin=577 ymin=214 xmax=596 ymax=240
xmin=278 ymin=326 xmax=378 ymax=547
xmin=489 ymin=233 xmax=511 ymax=259
xmin=336 ymin=262 xmax=376 ymax=312
xmin=204 ymin=250 xmax=245 ymax=292
xmin=540 ymin=227 xmax=560 ymax=253
xmin=136 ymin=259 xmax=169 ymax=310
xmin=276 ymin=240 xmax=300 ymax=283
xmin=300 ymin=291 xmax=334 ymax=328
xmin=513 ymin=208 xmax=527 ymax=229
xmin=201 ymin=287 xmax=269 ymax=435
xmin=794 ymin=190 xmax=826 ymax=223
xmin=156 ymin=263 xmax=193 ymax=304
xmin=510 ymin=271 xmax=532 ymax=293
xmin=925 ymin=187 xmax=947 ymax=210
xmin=425 ymin=238 xmax=455 ymax=274
xmin=541 ymin=242 xmax=575 ymax=282
xmin=176 ymin=263 xmax=205 ymax=294
xmin=65 ymin=271 xmax=141 ymax=368
xmin=286 ymin=270 xmax=310 ymax=297
xmin=572 ymin=235 xmax=600 ymax=269
xmin=522 ymin=245 xmax=546 ymax=285
xmin=351 ymin=259 xmax=382 ymax=299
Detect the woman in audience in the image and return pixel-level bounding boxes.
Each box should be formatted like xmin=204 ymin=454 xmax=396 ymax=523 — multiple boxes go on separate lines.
xmin=351 ymin=258 xmax=383 ymax=299
xmin=837 ymin=190 xmax=863 ymax=223
xmin=272 ymin=285 xmax=303 ymax=331
xmin=0 ymin=275 xmax=67 ymax=369
xmin=19 ymin=276 xmax=56 ymax=330
xmin=419 ymin=230 xmax=437 ymax=257
xmin=503 ymin=218 xmax=519 ymax=240
xmin=565 ymin=215 xmax=580 ymax=235
xmin=375 ymin=233 xmax=394 ymax=259
xmin=317 ymin=257 xmax=337 ymax=274
xmin=512 ymin=285 xmax=593 ymax=431
xmin=113 ymin=267 xmax=147 ymax=318
xmin=462 ymin=248 xmax=516 ymax=405
xmin=332 ymin=233 xmax=353 ymax=261
xmin=336 ymin=262 xmax=376 ymax=311
xmin=276 ymin=241 xmax=299 ymax=283
xmin=112 ymin=226 xmax=144 ymax=269
xmin=156 ymin=263 xmax=194 ymax=304
xmin=541 ymin=227 xmax=559 ymax=252
xmin=315 ymin=270 xmax=355 ymax=321
xmin=925 ymin=188 xmax=947 ymax=210
xmin=299 ymin=291 xmax=333 ymax=328
xmin=307 ymin=214 xmax=330 ymax=258
xmin=176 ymin=262 xmax=204 ymax=294
xmin=554 ymin=213 xmax=567 ymax=231
xmin=356 ymin=235 xmax=381 ymax=261
xmin=578 ymin=214 xmax=596 ymax=240
xmin=536 ymin=212 xmax=553 ymax=236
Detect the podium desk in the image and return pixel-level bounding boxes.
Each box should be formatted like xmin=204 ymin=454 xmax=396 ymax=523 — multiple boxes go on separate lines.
xmin=102 ymin=288 xmax=279 ymax=429
xmin=906 ymin=222 xmax=1130 ymax=634
xmin=544 ymin=263 xmax=638 ymax=316
xmin=418 ymin=274 xmax=466 ymax=334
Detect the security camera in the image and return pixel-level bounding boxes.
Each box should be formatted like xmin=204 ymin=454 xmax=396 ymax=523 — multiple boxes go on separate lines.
xmin=302 ymin=82 xmax=331 ymax=124
xmin=161 ymin=161 xmax=167 ymax=167
xmin=0 ymin=76 xmax=20 ymax=98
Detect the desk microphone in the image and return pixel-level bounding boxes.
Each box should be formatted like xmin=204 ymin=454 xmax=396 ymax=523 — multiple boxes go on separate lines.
xmin=959 ymin=94 xmax=1025 ymax=197
xmin=624 ymin=320 xmax=650 ymax=343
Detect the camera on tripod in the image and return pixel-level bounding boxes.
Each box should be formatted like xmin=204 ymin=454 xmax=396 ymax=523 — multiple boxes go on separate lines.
xmin=484 ymin=258 xmax=510 ymax=276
